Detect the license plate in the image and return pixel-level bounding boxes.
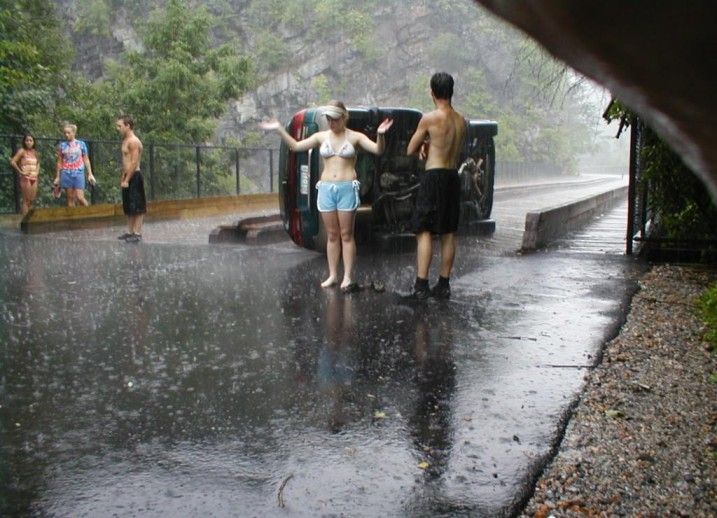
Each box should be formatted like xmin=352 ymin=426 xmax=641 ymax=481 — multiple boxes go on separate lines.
xmin=300 ymin=165 xmax=309 ymax=195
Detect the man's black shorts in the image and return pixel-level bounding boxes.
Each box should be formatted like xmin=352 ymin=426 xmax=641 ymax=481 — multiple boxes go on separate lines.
xmin=122 ymin=171 xmax=147 ymax=216
xmin=410 ymin=168 xmax=460 ymax=234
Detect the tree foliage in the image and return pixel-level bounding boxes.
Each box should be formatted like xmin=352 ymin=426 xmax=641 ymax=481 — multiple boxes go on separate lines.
xmin=103 ymin=0 xmax=253 ymax=143
xmin=604 ymin=100 xmax=717 ymax=241
xmin=419 ymin=7 xmax=596 ymax=169
xmin=0 ymin=1 xmax=71 ymax=134
xmin=246 ymin=0 xmax=380 ymax=72
xmin=8 ymin=0 xmax=599 ymax=169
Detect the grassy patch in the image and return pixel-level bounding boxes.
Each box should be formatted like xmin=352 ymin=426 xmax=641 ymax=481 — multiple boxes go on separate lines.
xmin=698 ymin=282 xmax=717 ymax=352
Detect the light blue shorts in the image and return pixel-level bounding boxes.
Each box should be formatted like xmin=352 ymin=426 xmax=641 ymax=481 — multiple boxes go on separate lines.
xmin=316 ymin=180 xmax=360 ymax=212
xmin=60 ymin=171 xmax=85 ymax=190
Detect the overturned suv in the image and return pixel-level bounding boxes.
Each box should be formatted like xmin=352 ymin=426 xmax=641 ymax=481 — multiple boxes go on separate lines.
xmin=278 ymin=106 xmax=497 ymax=251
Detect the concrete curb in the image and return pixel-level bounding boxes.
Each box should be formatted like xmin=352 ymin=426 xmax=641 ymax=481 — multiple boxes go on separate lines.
xmin=18 ymin=194 xmax=278 ymax=234
xmin=209 ymin=214 xmax=287 ymax=245
xmin=521 ymin=185 xmax=628 ymax=251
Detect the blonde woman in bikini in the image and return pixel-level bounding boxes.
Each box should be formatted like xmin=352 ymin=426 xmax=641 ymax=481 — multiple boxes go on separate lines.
xmin=9 ymin=134 xmax=41 ymax=216
xmin=261 ymin=100 xmax=393 ymax=292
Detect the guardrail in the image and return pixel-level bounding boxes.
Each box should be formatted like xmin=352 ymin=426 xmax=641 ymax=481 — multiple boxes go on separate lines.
xmin=521 ymin=185 xmax=629 ymax=250
xmin=0 ymin=135 xmax=278 ymax=214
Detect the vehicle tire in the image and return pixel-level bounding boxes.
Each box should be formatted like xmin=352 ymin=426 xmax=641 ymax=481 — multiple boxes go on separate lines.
xmin=478 ymin=139 xmax=495 ymax=219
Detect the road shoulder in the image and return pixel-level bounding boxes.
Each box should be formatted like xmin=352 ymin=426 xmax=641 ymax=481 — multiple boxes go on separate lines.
xmin=521 ymin=264 xmax=717 ymax=517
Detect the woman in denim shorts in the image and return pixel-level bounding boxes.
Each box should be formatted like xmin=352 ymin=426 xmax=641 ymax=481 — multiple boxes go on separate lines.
xmin=53 ymin=123 xmax=96 ymax=207
xmin=261 ymin=100 xmax=393 ymax=292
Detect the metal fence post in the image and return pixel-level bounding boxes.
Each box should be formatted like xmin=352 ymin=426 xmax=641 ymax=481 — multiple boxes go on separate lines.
xmin=88 ymin=140 xmax=97 ymax=204
xmin=10 ymin=137 xmax=20 ymax=214
xmin=149 ymin=143 xmax=156 ymax=200
xmin=235 ymin=148 xmax=240 ymax=195
xmin=626 ymin=117 xmax=638 ymax=255
xmin=196 ymin=146 xmax=201 ymax=198
xmin=1 ymin=137 xmax=278 ymax=210
xmin=269 ymin=149 xmax=274 ymax=193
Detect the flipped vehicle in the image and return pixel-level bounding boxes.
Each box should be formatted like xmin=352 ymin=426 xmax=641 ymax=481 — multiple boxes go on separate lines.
xmin=278 ymin=106 xmax=497 ymax=251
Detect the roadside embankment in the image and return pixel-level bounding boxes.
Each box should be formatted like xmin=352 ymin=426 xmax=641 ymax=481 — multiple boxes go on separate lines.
xmin=521 ymin=186 xmax=628 ymax=251
xmin=520 ymin=264 xmax=717 ymax=517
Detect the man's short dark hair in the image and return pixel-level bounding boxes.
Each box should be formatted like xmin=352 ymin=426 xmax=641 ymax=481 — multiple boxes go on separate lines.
xmin=117 ymin=115 xmax=134 ymax=129
xmin=430 ymin=72 xmax=454 ymax=101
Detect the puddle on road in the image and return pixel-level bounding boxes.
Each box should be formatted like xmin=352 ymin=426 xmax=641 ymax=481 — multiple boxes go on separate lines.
xmin=0 ymin=232 xmax=642 ymax=516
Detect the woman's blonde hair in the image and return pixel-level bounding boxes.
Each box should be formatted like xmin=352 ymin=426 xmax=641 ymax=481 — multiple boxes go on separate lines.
xmin=326 ymin=100 xmax=349 ymax=121
xmin=62 ymin=122 xmax=77 ymax=133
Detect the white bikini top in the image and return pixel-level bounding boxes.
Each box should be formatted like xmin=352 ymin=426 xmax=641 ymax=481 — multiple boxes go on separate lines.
xmin=320 ymin=136 xmax=356 ymax=159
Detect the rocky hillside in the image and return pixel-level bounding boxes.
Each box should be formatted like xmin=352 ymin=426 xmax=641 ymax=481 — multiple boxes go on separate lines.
xmin=55 ymin=1 xmax=512 ymax=139
xmin=224 ymin=4 xmax=447 ymax=135
xmin=52 ymin=0 xmax=598 ymax=166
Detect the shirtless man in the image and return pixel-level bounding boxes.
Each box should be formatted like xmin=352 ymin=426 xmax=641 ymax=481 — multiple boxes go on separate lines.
xmin=115 ymin=116 xmax=146 ymax=243
xmin=404 ymin=72 xmax=466 ymax=300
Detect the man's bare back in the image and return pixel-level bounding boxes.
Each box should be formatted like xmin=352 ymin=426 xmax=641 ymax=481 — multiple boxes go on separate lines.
xmin=403 ymin=72 xmax=464 ymax=301
xmin=407 ymin=105 xmax=465 ymax=170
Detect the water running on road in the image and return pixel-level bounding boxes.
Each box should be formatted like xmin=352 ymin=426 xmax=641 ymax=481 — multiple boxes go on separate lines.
xmin=0 ymin=175 xmax=640 ymax=516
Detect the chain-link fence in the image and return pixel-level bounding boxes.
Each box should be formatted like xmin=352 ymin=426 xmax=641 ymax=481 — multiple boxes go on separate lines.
xmin=0 ymin=135 xmax=277 ymax=214
xmin=626 ymin=118 xmax=717 ymax=259
xmin=495 ymin=161 xmax=626 ymax=186
xmin=495 ymin=161 xmax=565 ymax=185
xmin=626 ymin=118 xmax=647 ymax=253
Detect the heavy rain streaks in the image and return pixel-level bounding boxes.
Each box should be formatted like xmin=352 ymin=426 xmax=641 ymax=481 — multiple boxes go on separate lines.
xmin=0 ymin=194 xmax=640 ymax=517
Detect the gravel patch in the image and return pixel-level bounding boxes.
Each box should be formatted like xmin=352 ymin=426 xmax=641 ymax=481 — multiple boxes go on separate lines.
xmin=520 ymin=264 xmax=717 ymax=517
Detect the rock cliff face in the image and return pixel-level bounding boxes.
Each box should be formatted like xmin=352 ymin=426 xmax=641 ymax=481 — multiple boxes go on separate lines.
xmin=56 ymin=2 xmax=141 ymax=80
xmin=220 ymin=4 xmax=443 ymax=141
xmin=55 ymin=1 xmax=466 ymax=142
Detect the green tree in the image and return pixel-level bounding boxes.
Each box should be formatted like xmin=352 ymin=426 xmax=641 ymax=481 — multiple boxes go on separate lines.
xmin=253 ymin=32 xmax=290 ymax=72
xmin=403 ymin=2 xmax=596 ymax=169
xmin=605 ymin=100 xmax=717 ymax=242
xmin=104 ymin=0 xmax=253 ymax=143
xmin=74 ymin=0 xmax=112 ymax=37
xmin=0 ymin=0 xmax=71 ymax=134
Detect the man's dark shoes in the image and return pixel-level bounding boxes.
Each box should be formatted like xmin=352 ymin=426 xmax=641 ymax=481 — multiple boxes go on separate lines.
xmin=117 ymin=232 xmax=133 ymax=240
xmin=125 ymin=233 xmax=142 ymax=243
xmin=401 ymin=286 xmax=430 ymax=301
xmin=429 ymin=276 xmax=451 ymax=300
xmin=430 ymin=283 xmax=451 ymax=300
xmin=401 ymin=278 xmax=430 ymax=301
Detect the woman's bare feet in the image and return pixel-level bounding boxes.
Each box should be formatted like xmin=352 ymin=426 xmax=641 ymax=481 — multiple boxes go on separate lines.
xmin=340 ymin=279 xmax=360 ymax=293
xmin=321 ymin=276 xmax=338 ymax=288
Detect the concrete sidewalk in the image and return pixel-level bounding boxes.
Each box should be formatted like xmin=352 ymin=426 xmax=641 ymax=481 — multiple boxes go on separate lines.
xmin=3 ymin=205 xmax=280 ymax=245
xmin=0 ymin=174 xmax=627 ymax=250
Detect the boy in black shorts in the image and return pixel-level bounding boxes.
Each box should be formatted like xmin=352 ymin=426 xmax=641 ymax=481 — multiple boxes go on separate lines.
xmin=115 ymin=116 xmax=146 ymax=243
xmin=405 ymin=73 xmax=466 ymax=300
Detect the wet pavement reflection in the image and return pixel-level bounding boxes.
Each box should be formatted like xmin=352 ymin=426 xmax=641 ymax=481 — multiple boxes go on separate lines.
xmin=1 ymin=195 xmax=642 ymax=516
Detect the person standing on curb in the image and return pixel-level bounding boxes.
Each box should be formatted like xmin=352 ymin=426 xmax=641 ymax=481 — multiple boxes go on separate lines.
xmin=403 ymin=72 xmax=466 ymax=300
xmin=9 ymin=134 xmax=41 ymax=216
xmin=115 ymin=115 xmax=145 ymax=243
xmin=54 ymin=123 xmax=96 ymax=207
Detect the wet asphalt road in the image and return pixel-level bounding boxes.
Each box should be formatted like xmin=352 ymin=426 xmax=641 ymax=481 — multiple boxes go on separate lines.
xmin=0 ymin=175 xmax=643 ymax=516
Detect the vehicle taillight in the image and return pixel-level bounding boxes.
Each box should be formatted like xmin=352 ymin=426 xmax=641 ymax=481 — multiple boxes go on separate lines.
xmin=290 ymin=208 xmax=303 ymax=246
xmin=285 ymin=109 xmax=306 ymax=246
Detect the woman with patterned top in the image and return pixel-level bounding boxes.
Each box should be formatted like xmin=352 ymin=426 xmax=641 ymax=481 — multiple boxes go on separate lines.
xmin=9 ymin=134 xmax=41 ymax=216
xmin=53 ymin=123 xmax=96 ymax=207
